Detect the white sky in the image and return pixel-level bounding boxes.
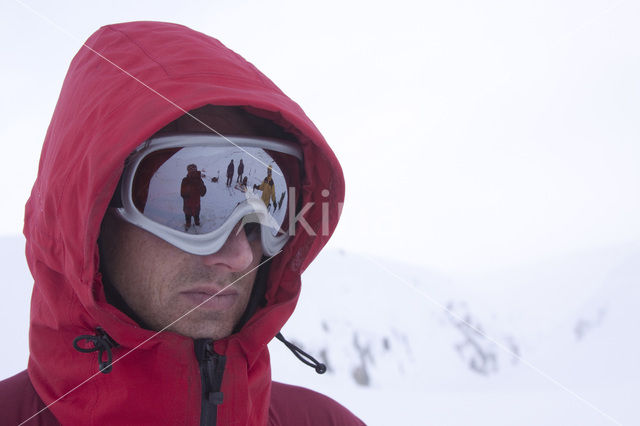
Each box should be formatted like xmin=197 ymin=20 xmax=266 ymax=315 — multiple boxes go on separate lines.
xmin=1 ymin=0 xmax=639 ymax=274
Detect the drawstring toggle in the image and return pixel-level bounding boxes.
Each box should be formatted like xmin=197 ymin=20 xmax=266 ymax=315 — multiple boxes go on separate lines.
xmin=276 ymin=332 xmax=326 ymax=374
xmin=73 ymin=327 xmax=118 ymax=373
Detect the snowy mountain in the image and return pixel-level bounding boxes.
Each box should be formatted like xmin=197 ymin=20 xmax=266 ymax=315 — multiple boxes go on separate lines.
xmin=271 ymin=245 xmax=640 ymax=425
xmin=1 ymin=236 xmax=638 ymax=425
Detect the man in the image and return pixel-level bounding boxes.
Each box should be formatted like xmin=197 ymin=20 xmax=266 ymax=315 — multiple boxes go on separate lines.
xmin=226 ymin=159 xmax=234 ymax=186
xmin=0 ymin=22 xmax=364 ymax=425
xmin=255 ymin=165 xmax=278 ymax=211
xmin=181 ymin=163 xmax=207 ymax=230
xmin=237 ymin=158 xmax=245 ymax=183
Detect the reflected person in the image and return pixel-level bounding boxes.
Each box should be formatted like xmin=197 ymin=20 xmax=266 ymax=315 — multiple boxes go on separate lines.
xmin=181 ymin=163 xmax=207 ymax=230
xmin=237 ymin=158 xmax=244 ymax=183
xmin=254 ymin=165 xmax=277 ymax=211
xmin=226 ymin=159 xmax=234 ymax=186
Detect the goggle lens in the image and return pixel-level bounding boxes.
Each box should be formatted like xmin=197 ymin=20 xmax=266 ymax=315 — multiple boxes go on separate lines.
xmin=131 ymin=146 xmax=298 ymax=237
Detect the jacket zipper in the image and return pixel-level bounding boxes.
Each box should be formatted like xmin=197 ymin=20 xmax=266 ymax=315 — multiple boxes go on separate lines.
xmin=194 ymin=339 xmax=227 ymax=426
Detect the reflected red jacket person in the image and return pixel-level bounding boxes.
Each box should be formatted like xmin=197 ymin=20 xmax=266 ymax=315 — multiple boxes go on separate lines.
xmin=181 ymin=164 xmax=207 ymax=228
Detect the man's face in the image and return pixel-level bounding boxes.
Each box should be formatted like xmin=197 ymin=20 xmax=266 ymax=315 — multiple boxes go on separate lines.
xmin=98 ymin=106 xmax=282 ymax=339
xmin=99 ymin=214 xmax=262 ymax=339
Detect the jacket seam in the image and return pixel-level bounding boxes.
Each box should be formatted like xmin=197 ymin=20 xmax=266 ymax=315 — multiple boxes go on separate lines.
xmin=104 ymin=26 xmax=172 ymax=78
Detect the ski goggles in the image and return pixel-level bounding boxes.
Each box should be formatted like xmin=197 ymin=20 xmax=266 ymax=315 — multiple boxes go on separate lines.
xmin=112 ymin=134 xmax=303 ymax=256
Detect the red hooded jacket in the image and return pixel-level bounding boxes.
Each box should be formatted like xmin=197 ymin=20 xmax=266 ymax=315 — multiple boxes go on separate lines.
xmin=0 ymin=22 xmax=364 ymax=426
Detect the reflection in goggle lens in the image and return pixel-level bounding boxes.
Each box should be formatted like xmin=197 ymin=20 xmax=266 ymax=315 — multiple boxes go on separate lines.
xmin=131 ymin=146 xmax=297 ymax=237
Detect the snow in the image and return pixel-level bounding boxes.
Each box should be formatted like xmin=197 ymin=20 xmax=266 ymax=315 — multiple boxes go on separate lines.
xmin=270 ymin=247 xmax=640 ymax=425
xmin=1 ymin=235 xmax=639 ymax=425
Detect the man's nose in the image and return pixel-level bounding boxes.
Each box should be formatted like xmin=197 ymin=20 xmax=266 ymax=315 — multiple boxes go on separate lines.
xmin=200 ymin=224 xmax=254 ymax=271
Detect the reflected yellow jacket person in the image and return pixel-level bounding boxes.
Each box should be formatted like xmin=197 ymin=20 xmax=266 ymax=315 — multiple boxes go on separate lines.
xmin=256 ymin=168 xmax=277 ymax=209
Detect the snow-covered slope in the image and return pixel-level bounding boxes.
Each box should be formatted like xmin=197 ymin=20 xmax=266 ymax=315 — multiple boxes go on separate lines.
xmin=1 ymin=236 xmax=638 ymax=425
xmin=269 ymin=244 xmax=640 ymax=425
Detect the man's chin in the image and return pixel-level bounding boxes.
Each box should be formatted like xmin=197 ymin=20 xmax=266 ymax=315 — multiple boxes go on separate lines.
xmin=167 ymin=321 xmax=233 ymax=340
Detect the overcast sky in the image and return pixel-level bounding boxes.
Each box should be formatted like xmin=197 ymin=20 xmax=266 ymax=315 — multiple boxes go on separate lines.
xmin=1 ymin=0 xmax=639 ymax=274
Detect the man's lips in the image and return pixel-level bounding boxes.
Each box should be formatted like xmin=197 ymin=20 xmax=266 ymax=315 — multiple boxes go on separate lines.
xmin=179 ymin=285 xmax=239 ymax=311
xmin=182 ymin=284 xmax=238 ymax=297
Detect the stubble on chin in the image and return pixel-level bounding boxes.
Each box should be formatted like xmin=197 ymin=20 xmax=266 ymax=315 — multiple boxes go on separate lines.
xmin=155 ymin=267 xmax=253 ymax=339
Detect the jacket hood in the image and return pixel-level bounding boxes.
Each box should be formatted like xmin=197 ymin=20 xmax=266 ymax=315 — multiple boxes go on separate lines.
xmin=24 ymin=21 xmax=344 ymax=425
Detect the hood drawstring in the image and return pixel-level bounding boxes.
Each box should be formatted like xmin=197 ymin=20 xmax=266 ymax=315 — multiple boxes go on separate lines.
xmin=275 ymin=332 xmax=326 ymax=374
xmin=73 ymin=327 xmax=118 ymax=374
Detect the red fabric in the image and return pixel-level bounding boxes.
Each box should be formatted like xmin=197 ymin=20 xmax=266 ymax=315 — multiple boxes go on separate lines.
xmin=269 ymin=382 xmax=366 ymax=426
xmin=0 ymin=370 xmax=60 ymax=425
xmin=0 ymin=373 xmax=366 ymax=426
xmin=18 ymin=22 xmax=350 ymax=425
